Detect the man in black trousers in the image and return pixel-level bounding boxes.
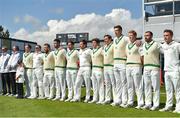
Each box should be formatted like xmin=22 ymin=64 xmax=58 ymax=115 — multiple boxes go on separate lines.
xmin=7 ymin=46 xmax=20 ymax=96
xmin=0 ymin=46 xmax=10 ymax=95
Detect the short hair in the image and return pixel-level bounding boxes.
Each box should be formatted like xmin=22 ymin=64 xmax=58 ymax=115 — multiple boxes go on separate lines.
xmin=25 ymin=44 xmax=32 ymax=49
xmin=128 ymin=30 xmax=137 ymax=37
xmin=67 ymin=40 xmax=74 ymax=45
xmin=114 ymin=25 xmax=122 ymax=31
xmin=17 ymin=59 xmax=23 ymax=65
xmin=164 ymin=29 xmax=173 ymax=36
xmin=104 ymin=34 xmax=112 ymax=39
xmin=44 ymin=43 xmax=50 ymax=48
xmin=13 ymin=46 xmax=19 ymax=51
xmin=80 ymin=39 xmax=87 ymax=46
xmin=145 ymin=31 xmax=153 ymax=36
xmin=54 ymin=38 xmax=60 ymax=43
xmin=92 ymin=38 xmax=100 ymax=44
xmin=2 ymin=46 xmax=7 ymax=49
xmin=35 ymin=45 xmax=41 ymax=49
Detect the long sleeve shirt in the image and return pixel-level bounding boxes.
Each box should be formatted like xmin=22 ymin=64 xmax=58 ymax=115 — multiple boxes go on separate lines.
xmin=79 ymin=48 xmax=92 ymax=68
xmin=161 ymin=41 xmax=180 ymax=72
xmin=7 ymin=51 xmax=20 ymax=72
xmin=0 ymin=53 xmax=10 ymax=73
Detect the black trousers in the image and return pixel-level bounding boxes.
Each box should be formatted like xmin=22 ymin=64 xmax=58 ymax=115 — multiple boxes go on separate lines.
xmin=1 ymin=73 xmax=11 ymax=94
xmin=9 ymin=72 xmax=16 ymax=95
xmin=16 ymin=83 xmax=23 ymax=98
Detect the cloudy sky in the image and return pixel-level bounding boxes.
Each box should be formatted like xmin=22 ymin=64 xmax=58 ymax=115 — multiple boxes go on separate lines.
xmin=0 ymin=0 xmax=142 ymax=45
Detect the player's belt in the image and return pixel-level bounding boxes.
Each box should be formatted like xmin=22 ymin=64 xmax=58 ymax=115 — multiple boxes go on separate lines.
xmin=92 ymin=65 xmax=103 ymax=68
xmin=44 ymin=68 xmax=54 ymax=70
xmin=25 ymin=67 xmax=33 ymax=69
xmin=55 ymin=66 xmax=66 ymax=68
xmin=66 ymin=67 xmax=78 ymax=70
xmin=114 ymin=58 xmax=127 ymax=60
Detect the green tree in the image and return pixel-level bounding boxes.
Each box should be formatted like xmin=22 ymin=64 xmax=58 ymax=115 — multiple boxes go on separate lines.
xmin=0 ymin=25 xmax=10 ymax=38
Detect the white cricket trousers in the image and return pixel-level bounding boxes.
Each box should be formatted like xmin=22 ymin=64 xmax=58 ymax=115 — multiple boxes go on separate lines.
xmin=32 ymin=68 xmax=44 ymax=97
xmin=104 ymin=69 xmax=116 ymax=102
xmin=164 ymin=71 xmax=180 ymax=111
xmin=24 ymin=69 xmax=33 ymax=97
xmin=66 ymin=69 xmax=77 ymax=99
xmin=114 ymin=64 xmax=127 ymax=104
xmin=143 ymin=69 xmax=160 ymax=107
xmin=91 ymin=69 xmax=104 ymax=102
xmin=54 ymin=68 xmax=66 ymax=99
xmin=126 ymin=66 xmax=144 ymax=106
xmin=43 ymin=70 xmax=55 ymax=98
xmin=74 ymin=67 xmax=91 ymax=100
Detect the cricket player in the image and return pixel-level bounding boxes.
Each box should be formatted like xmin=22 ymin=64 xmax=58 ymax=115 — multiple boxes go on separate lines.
xmin=31 ymin=45 xmax=44 ymax=99
xmin=89 ymin=38 xmax=104 ymax=104
xmin=53 ymin=39 xmax=67 ymax=101
xmin=125 ymin=30 xmax=144 ymax=109
xmin=7 ymin=46 xmax=20 ymax=96
xmin=103 ymin=34 xmax=116 ymax=105
xmin=159 ymin=29 xmax=180 ymax=114
xmin=0 ymin=46 xmax=10 ymax=95
xmin=113 ymin=25 xmax=129 ymax=106
xmin=23 ymin=44 xmax=33 ymax=98
xmin=72 ymin=40 xmax=92 ymax=103
xmin=142 ymin=31 xmax=160 ymax=111
xmin=43 ymin=43 xmax=55 ymax=99
xmin=65 ymin=40 xmax=79 ymax=102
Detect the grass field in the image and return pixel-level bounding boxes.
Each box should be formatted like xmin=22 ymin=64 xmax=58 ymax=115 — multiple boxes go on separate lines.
xmin=0 ymin=87 xmax=180 ymax=117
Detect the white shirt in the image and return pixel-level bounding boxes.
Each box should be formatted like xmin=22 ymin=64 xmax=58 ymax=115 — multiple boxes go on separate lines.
xmin=0 ymin=53 xmax=10 ymax=73
xmin=79 ymin=48 xmax=92 ymax=67
xmin=161 ymin=41 xmax=180 ymax=72
xmin=16 ymin=66 xmax=25 ymax=83
xmin=7 ymin=51 xmax=20 ymax=72
xmin=33 ymin=52 xmax=44 ymax=69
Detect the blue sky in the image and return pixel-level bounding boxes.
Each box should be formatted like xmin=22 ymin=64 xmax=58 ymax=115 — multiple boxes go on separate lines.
xmin=0 ymin=0 xmax=142 ymax=34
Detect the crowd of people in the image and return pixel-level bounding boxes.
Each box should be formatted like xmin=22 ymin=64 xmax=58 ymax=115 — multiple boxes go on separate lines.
xmin=0 ymin=25 xmax=180 ymax=114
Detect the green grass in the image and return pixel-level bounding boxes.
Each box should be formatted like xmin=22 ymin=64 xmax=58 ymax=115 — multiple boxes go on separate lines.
xmin=0 ymin=87 xmax=180 ymax=117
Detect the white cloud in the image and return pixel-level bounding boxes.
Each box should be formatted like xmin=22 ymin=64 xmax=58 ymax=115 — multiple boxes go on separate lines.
xmin=23 ymin=14 xmax=41 ymax=27
xmin=49 ymin=8 xmax=64 ymax=14
xmin=14 ymin=16 xmax=20 ymax=23
xmin=13 ymin=14 xmax=41 ymax=28
xmin=13 ymin=8 xmax=143 ymax=46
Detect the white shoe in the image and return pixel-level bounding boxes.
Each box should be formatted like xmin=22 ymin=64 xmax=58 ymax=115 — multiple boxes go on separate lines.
xmin=124 ymin=104 xmax=134 ymax=108
xmin=65 ymin=98 xmax=72 ymax=102
xmin=27 ymin=96 xmax=35 ymax=99
xmin=52 ymin=97 xmax=60 ymax=101
xmin=70 ymin=98 xmax=80 ymax=102
xmin=29 ymin=96 xmax=37 ymax=99
xmin=8 ymin=94 xmax=13 ymax=97
xmin=70 ymin=99 xmax=75 ymax=102
xmin=141 ymin=105 xmax=152 ymax=110
xmin=111 ymin=102 xmax=119 ymax=106
xmin=135 ymin=105 xmax=143 ymax=109
xmin=88 ymin=100 xmax=97 ymax=104
xmin=84 ymin=99 xmax=90 ymax=103
xmin=173 ymin=109 xmax=180 ymax=114
xmin=120 ymin=103 xmax=127 ymax=108
xmin=37 ymin=97 xmax=45 ymax=100
xmin=150 ymin=106 xmax=159 ymax=111
xmin=96 ymin=101 xmax=103 ymax=105
xmin=60 ymin=98 xmax=65 ymax=101
xmin=47 ymin=97 xmax=54 ymax=100
xmin=159 ymin=107 xmax=172 ymax=112
xmin=102 ymin=100 xmax=111 ymax=105
xmin=5 ymin=93 xmax=10 ymax=96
